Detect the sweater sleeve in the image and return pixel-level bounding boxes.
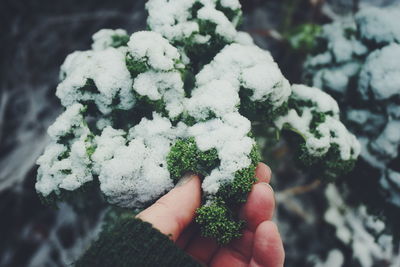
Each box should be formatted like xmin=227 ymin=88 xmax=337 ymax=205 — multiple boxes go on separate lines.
xmin=75 ymin=217 xmax=202 ymax=267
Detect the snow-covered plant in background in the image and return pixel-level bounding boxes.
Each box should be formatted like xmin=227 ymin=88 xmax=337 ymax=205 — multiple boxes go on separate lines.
xmin=36 ymin=0 xmax=359 ymax=244
xmin=322 ymin=184 xmax=399 ymax=267
xmin=304 ymin=4 xmax=400 ymax=241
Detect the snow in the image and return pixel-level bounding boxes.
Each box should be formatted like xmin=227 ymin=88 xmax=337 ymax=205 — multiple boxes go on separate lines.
xmin=358 ymin=43 xmax=400 ymax=101
xmin=234 ymin=31 xmax=254 ymax=45
xmin=91 ymin=126 xmax=126 ymax=174
xmin=356 ymin=6 xmax=400 ymax=44
xmin=275 ymin=85 xmax=360 ymax=160
xmin=305 ymin=5 xmax=400 ymax=211
xmin=91 ymin=29 xmax=128 ymax=51
xmin=128 ymin=31 xmax=181 ymax=71
xmin=370 ymin=120 xmax=400 ymax=160
xmin=133 ymin=70 xmax=185 ymax=118
xmin=304 ymin=20 xmax=366 ymax=95
xmin=47 ymin=103 xmax=87 ymax=139
xmin=36 ymin=104 xmax=93 ymax=196
xmin=197 ymin=43 xmax=291 ymax=109
xmin=319 ymin=21 xmax=367 ymax=64
xmin=381 ymin=170 xmax=400 ymax=206
xmin=220 ymin=0 xmax=241 ymax=10
xmin=186 ymin=80 xmax=239 ymax=120
xmin=290 ymin=84 xmax=339 ymax=116
xmin=188 ymin=113 xmax=254 ymax=195
xmin=56 ymin=47 xmax=134 ymax=114
xmin=324 ymin=184 xmax=396 ymax=267
xmin=197 ymin=6 xmax=236 ymax=40
xmin=98 ymin=114 xmax=180 ymax=208
xmin=37 ymin=2 xmax=359 ymax=210
xmin=314 ymin=62 xmax=360 ymax=94
xmin=313 ymin=250 xmax=344 ymax=267
xmin=146 ymin=0 xmax=242 ymax=45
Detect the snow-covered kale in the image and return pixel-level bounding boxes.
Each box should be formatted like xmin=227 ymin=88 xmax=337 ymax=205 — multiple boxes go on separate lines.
xmin=36 ymin=0 xmax=358 ymax=244
xmin=274 ymin=85 xmax=360 ymax=181
xmin=304 ymin=5 xmax=400 ymax=237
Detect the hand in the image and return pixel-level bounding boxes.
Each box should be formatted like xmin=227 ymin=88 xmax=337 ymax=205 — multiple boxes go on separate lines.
xmin=137 ymin=163 xmax=284 ymax=267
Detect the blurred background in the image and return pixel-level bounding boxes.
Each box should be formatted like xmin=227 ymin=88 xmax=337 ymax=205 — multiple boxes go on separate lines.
xmin=1 ymin=0 xmax=399 ymax=266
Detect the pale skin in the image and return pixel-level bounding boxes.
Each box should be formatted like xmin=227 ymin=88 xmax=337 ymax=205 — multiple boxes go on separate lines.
xmin=137 ymin=163 xmax=285 ymax=267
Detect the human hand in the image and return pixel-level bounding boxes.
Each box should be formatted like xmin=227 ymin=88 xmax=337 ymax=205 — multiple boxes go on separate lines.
xmin=137 ymin=163 xmax=284 ymax=267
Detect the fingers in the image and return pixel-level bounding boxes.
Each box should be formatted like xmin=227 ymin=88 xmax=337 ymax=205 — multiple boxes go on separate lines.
xmin=206 ymin=163 xmax=276 ymax=265
xmin=226 ymin=229 xmax=254 ymax=261
xmin=176 ymin=223 xmax=197 ymax=249
xmin=255 ymin=163 xmax=272 ymax=183
xmin=209 ymin=247 xmax=248 ymax=267
xmin=185 ymin=235 xmax=219 ymax=264
xmin=250 ymin=221 xmax=285 ymax=267
xmin=240 ymin=182 xmax=275 ymax=231
xmin=207 ymin=229 xmax=254 ymax=265
xmin=137 ymin=175 xmax=201 ymax=241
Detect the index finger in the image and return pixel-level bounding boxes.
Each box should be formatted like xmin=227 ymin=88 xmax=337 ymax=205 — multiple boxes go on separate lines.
xmin=255 ymin=162 xmax=272 ymax=183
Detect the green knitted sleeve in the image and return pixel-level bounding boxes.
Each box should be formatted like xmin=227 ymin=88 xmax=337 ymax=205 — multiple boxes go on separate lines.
xmin=75 ymin=217 xmax=202 ymax=267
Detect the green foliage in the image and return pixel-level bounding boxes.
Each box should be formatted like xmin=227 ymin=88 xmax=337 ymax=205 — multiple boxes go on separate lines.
xmin=298 ymin=142 xmax=356 ymax=182
xmin=111 ymin=34 xmax=130 ymax=48
xmin=217 ymin=145 xmax=260 ymax=204
xmin=134 ymin=91 xmax=169 ymax=118
xmin=125 ymin=53 xmax=149 ymax=78
xmin=177 ymin=0 xmax=242 ymax=70
xmin=215 ymin=1 xmax=241 ymax=23
xmin=239 ymin=87 xmax=289 ymax=122
xmin=38 ymin=0 xmax=361 ymax=248
xmin=196 ymin=145 xmax=260 ymax=244
xmin=309 ymin=111 xmax=326 ymax=138
xmin=167 ymin=137 xmax=219 ymax=183
xmin=196 ymin=199 xmax=244 ymax=244
xmin=286 ymin=23 xmax=322 ymax=52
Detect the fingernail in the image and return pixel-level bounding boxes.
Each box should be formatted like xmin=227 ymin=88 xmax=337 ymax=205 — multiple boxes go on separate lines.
xmin=176 ymin=173 xmax=195 ymax=187
xmin=259 ymin=182 xmax=274 ymax=193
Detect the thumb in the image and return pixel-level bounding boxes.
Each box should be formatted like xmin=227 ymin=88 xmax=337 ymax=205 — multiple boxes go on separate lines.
xmin=136 ymin=174 xmax=202 ymax=241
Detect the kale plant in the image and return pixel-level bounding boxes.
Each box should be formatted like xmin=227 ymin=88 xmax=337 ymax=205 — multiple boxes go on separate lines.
xmin=304 ymin=5 xmax=400 ymax=237
xmin=36 ymin=0 xmax=359 ymax=244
